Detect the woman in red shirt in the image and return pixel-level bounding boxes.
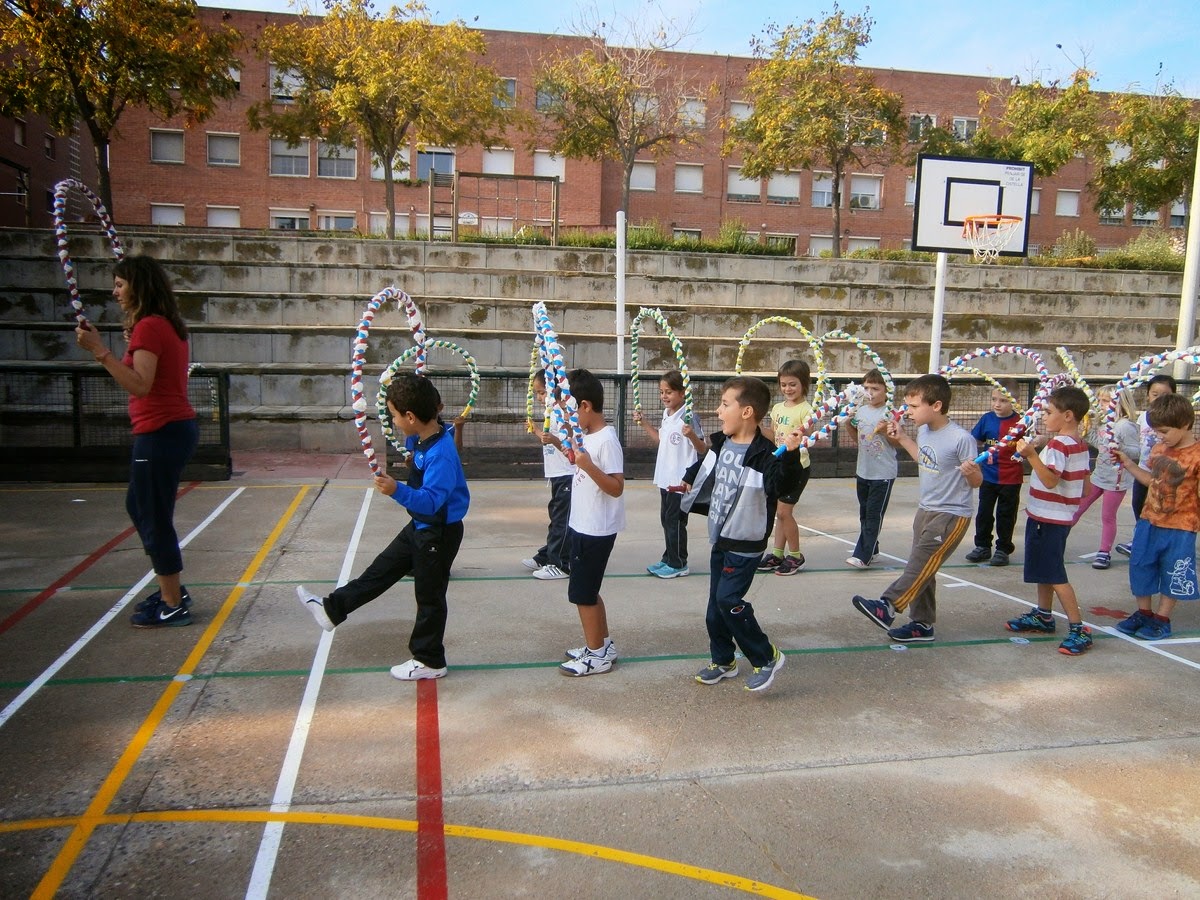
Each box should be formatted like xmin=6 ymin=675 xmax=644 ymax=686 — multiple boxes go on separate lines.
xmin=76 ymin=256 xmax=198 ymax=628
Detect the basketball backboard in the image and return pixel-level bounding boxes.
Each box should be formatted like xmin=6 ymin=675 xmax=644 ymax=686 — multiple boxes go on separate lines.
xmin=911 ymin=154 xmax=1034 ymax=256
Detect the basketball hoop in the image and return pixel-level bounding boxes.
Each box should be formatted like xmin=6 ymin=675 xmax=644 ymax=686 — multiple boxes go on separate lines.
xmin=962 ymin=214 xmax=1022 ymax=263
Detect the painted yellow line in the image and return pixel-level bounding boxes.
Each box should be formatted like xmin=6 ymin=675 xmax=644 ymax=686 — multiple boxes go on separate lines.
xmin=9 ymin=808 xmax=813 ymax=898
xmin=31 ymin=486 xmax=312 ymax=900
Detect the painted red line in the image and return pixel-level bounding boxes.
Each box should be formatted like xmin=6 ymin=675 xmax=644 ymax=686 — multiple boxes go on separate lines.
xmin=0 ymin=482 xmax=199 ymax=636
xmin=415 ymin=678 xmax=448 ymax=900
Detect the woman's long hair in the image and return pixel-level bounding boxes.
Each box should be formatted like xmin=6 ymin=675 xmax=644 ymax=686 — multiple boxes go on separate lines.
xmin=113 ymin=256 xmax=188 ymax=340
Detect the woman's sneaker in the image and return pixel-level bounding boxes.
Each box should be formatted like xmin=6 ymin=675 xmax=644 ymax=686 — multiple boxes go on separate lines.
xmin=695 ymin=661 xmax=738 ymax=684
xmin=1115 ymin=609 xmax=1152 ymax=635
xmin=135 ymin=586 xmax=192 ymax=613
xmin=1092 ymin=551 xmax=1111 ymax=570
xmin=130 ymin=597 xmax=191 ymax=628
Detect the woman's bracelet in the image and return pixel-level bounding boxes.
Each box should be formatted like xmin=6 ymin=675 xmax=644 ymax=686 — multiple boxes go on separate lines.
xmin=94 ymin=349 xmax=112 ymax=364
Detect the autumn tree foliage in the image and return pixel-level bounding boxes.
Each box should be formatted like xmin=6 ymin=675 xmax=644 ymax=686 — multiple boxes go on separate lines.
xmin=249 ymin=0 xmax=512 ymax=239
xmin=0 ymin=0 xmax=241 ymax=219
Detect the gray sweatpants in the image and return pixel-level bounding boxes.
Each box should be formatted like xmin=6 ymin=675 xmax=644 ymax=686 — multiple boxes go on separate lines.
xmin=883 ymin=508 xmax=970 ymax=624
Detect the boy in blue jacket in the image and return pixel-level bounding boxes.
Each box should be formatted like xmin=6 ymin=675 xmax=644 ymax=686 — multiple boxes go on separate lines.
xmin=298 ymin=374 xmax=469 ymax=681
xmin=681 ymin=376 xmax=804 ymax=692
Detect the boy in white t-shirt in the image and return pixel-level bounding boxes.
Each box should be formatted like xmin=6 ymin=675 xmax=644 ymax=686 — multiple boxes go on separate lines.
xmin=522 ymin=369 xmax=575 ymax=581
xmin=634 ymin=369 xmax=706 ymax=579
xmin=559 ymin=369 xmax=627 ymax=677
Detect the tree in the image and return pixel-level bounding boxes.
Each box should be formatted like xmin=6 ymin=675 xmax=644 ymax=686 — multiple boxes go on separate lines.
xmin=533 ymin=8 xmax=710 ymax=221
xmin=0 ymin=0 xmax=241 ymax=219
xmin=725 ymin=5 xmax=905 ymax=258
xmin=249 ymin=0 xmax=512 ymax=240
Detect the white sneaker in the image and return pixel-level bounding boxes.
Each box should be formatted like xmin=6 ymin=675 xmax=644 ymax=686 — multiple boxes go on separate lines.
xmin=521 ymin=558 xmax=540 ymax=570
xmin=845 ymin=556 xmax=869 ymax=569
xmin=390 ymin=658 xmax=447 ymax=680
xmin=564 ymin=640 xmax=618 ymax=661
xmin=533 ymin=564 xmax=569 ymax=580
xmin=296 ymin=585 xmax=334 ymax=632
xmin=559 ymin=649 xmax=614 ymax=676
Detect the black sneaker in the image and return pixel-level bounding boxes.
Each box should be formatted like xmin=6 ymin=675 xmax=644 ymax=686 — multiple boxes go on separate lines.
xmin=988 ymin=550 xmax=1010 ymax=567
xmin=135 ymin=586 xmax=192 ymax=613
xmin=965 ymin=546 xmax=991 ymax=563
xmin=130 ymin=596 xmax=192 ymax=628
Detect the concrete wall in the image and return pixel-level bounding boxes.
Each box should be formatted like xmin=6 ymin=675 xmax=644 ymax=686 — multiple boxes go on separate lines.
xmin=1 ymin=228 xmax=1192 ymax=451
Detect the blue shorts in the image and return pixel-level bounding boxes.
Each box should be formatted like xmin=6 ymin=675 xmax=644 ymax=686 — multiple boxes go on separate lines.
xmin=1129 ymin=520 xmax=1200 ymax=601
xmin=1023 ymin=518 xmax=1070 ymax=584
xmin=567 ymin=530 xmax=617 ymax=606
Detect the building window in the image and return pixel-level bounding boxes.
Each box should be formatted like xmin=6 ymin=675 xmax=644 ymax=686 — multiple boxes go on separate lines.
xmin=206 ymin=133 xmax=240 ymax=167
xmin=951 ymin=117 xmax=978 ymax=140
xmin=228 ymin=66 xmax=241 ymax=91
xmin=766 ymin=234 xmax=797 ymax=253
xmin=729 ymin=101 xmax=753 ymax=122
xmin=630 ymin=161 xmax=656 ymax=191
xmin=1171 ymin=199 xmax=1187 ymax=228
xmin=206 ymin=206 xmax=240 ymax=228
xmin=726 ymin=167 xmax=759 ymax=202
xmin=269 ymin=64 xmax=302 ymax=103
xmin=811 ymin=172 xmax=835 ymax=208
xmin=674 ymin=163 xmax=703 ymax=194
xmin=368 ymin=211 xmax=410 ymax=235
xmin=533 ymin=150 xmax=565 ymax=182
xmin=270 ymin=209 xmax=309 ymax=230
xmin=847 ymin=236 xmax=881 ymax=253
xmin=1099 ymin=207 xmax=1125 ymax=226
xmin=678 ymin=98 xmax=705 ymax=127
xmin=479 ymin=217 xmax=513 ymax=235
xmin=481 ymin=148 xmax=515 ymax=175
xmin=317 ymin=211 xmax=356 ymax=231
xmin=416 ymin=148 xmax=455 ymax=181
xmin=371 ymin=149 xmax=410 ymax=180
xmin=495 ymin=78 xmax=516 ymax=108
xmin=270 ymin=138 xmax=309 ymax=176
xmin=908 ymin=114 xmax=935 ymax=141
xmin=673 ymin=227 xmax=701 ymax=241
xmin=1055 ymin=189 xmax=1080 ymax=217
xmin=43 ymin=134 xmax=56 ymax=159
xmin=150 ymin=130 xmax=185 ymax=164
xmin=317 ymin=141 xmax=356 ymax=178
xmin=1132 ymin=205 xmax=1159 ymax=227
xmin=809 ymin=235 xmax=834 ymax=256
xmin=767 ymin=171 xmax=800 ymax=204
xmin=904 ymin=176 xmax=916 ymax=206
xmin=535 ymin=86 xmax=562 ymax=112
xmin=1030 ymin=188 xmax=1041 ymax=215
xmin=13 ymin=118 xmax=26 ymax=146
xmin=14 ymin=173 xmax=28 ymax=206
xmin=849 ymin=174 xmax=882 ymax=210
xmin=150 ymin=203 xmax=185 ymax=226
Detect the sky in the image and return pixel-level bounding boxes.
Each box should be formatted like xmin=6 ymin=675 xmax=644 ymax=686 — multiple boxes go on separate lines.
xmin=200 ymin=0 xmax=1200 ymax=97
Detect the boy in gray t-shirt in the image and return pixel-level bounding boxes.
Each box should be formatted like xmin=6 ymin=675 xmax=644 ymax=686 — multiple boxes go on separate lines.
xmin=852 ymin=375 xmax=982 ymax=643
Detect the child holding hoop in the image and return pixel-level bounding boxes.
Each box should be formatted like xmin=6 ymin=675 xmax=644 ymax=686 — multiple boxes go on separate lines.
xmin=634 ymin=370 xmax=706 ymax=579
xmin=964 ymin=382 xmax=1024 ymax=567
xmin=845 ymin=368 xmax=897 ymax=568
xmin=522 ymin=369 xmax=574 ymax=581
xmin=1116 ymin=374 xmax=1177 ymax=557
xmin=758 ymin=359 xmax=813 ymax=576
xmin=1075 ymin=385 xmax=1139 ymax=570
xmin=298 ymin=374 xmax=469 ymax=681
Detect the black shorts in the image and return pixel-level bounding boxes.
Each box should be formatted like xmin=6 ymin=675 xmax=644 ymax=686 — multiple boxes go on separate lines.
xmin=777 ymin=465 xmax=812 ymax=506
xmin=1023 ymin=518 xmax=1070 ymax=584
xmin=567 ymin=530 xmax=617 ymax=605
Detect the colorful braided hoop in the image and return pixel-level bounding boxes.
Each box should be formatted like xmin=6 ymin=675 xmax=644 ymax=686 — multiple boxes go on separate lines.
xmin=377 ymin=339 xmax=480 ymax=452
xmin=629 ymin=307 xmax=693 ymax=423
xmin=53 ymin=178 xmax=124 ymax=326
xmin=532 ymin=302 xmax=584 ymax=462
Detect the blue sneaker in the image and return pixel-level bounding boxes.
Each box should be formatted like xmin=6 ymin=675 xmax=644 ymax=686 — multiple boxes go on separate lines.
xmin=1115 ymin=609 xmax=1152 ymax=635
xmin=1006 ymin=610 xmax=1056 ymax=634
xmin=695 ymin=661 xmax=738 ymax=684
xmin=135 ymin=586 xmax=192 ymax=613
xmin=744 ymin=646 xmax=785 ymax=692
xmin=1058 ymin=627 xmax=1093 ymax=655
xmin=130 ymin=596 xmax=191 ymax=628
xmin=1134 ymin=618 xmax=1171 ymax=641
xmin=646 ymin=561 xmax=667 ymax=575
xmin=852 ymin=596 xmax=895 ymax=630
xmin=654 ymin=563 xmax=689 ymax=579
xmin=888 ymin=621 xmax=934 ymax=642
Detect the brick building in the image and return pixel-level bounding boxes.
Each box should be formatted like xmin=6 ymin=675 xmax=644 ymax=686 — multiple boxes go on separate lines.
xmin=56 ymin=6 xmax=1186 ymax=254
xmin=0 ymin=112 xmax=97 ymax=230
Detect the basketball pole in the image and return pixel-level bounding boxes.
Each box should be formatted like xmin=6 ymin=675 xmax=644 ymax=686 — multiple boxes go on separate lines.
xmin=616 ymin=210 xmax=626 ymax=375
xmin=1173 ymin=126 xmax=1200 ymax=380
xmin=929 ymin=251 xmax=948 ymax=373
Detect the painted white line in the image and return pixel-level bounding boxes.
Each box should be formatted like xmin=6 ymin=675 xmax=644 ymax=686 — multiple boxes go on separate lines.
xmin=0 ymin=488 xmax=246 ymax=730
xmin=246 ymin=486 xmax=374 ymax=900
xmin=799 ymin=522 xmax=1200 ymax=673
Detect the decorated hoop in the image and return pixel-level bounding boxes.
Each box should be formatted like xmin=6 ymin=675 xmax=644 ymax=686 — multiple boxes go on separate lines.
xmin=376 ymin=340 xmax=480 ymax=451
xmin=629 ymin=307 xmax=693 ymax=423
xmin=812 ymin=329 xmax=896 ymax=411
xmin=350 ymin=286 xmax=409 ymax=475
xmin=1102 ymin=347 xmax=1200 ymax=463
xmin=939 ymin=345 xmax=1049 ymax=465
xmin=736 ymin=316 xmax=828 ymax=403
xmin=53 ymin=178 xmax=124 ymax=326
xmin=531 ymin=302 xmax=584 ymax=462
xmin=962 ymin=214 xmax=1022 ymax=264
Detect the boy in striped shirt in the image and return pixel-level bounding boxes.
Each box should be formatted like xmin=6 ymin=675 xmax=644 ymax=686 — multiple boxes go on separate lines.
xmin=1006 ymin=386 xmax=1093 ymax=654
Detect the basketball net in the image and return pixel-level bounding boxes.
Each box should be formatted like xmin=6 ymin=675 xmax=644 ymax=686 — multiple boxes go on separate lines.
xmin=962 ymin=214 xmax=1022 ymax=264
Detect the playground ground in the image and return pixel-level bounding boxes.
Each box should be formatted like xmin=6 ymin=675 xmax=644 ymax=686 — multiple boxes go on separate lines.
xmin=1 ymin=453 xmax=1199 ymax=899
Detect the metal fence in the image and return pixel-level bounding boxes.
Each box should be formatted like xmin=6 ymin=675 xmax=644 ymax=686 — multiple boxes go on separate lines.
xmin=0 ymin=365 xmax=231 ymax=481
